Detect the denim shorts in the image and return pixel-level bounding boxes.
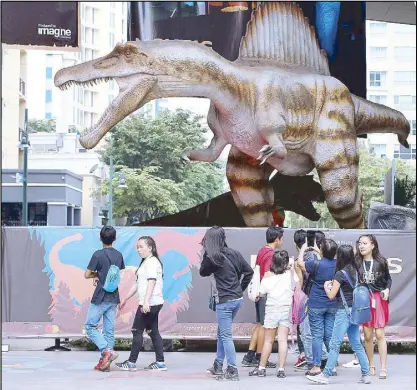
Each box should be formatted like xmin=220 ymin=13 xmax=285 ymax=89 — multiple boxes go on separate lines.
xmin=264 ymin=305 xmax=291 ymax=329
xmin=255 ymin=296 xmax=267 ymax=325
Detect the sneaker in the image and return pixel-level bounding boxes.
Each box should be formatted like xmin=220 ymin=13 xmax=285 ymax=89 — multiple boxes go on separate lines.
xmin=295 ymin=364 xmax=309 ymax=372
xmin=358 ymin=375 xmax=371 ymax=384
xmin=249 ymin=367 xmax=266 ymax=377
xmin=94 ymin=358 xmax=103 ymax=371
xmin=242 ymin=355 xmax=256 ymax=367
xmin=306 ymin=372 xmax=330 ymax=385
xmin=217 ymin=365 xmax=239 ymax=381
xmin=343 ymin=359 xmax=360 ymax=368
xmin=99 ymin=351 xmax=113 ymax=372
xmin=320 ymin=359 xmax=327 ymax=370
xmin=295 ymin=356 xmax=307 ymax=368
xmin=266 ymin=361 xmax=277 ymax=369
xmin=115 ymin=360 xmax=137 ymax=372
xmin=332 ymin=368 xmax=337 ymax=376
xmin=110 ymin=351 xmax=119 ymax=363
xmin=277 ymin=368 xmax=286 ymax=378
xmin=253 ymin=356 xmax=276 ymax=368
xmin=207 ymin=359 xmax=223 ymax=376
xmin=144 ymin=362 xmax=168 ymax=371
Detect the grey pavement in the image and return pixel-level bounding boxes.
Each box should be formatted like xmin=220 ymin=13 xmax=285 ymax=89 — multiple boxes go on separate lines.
xmin=2 ymin=347 xmax=416 ymax=390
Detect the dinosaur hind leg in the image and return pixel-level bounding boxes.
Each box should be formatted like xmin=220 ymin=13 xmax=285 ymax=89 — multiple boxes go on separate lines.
xmin=226 ymin=146 xmax=275 ymax=227
xmin=315 ymin=111 xmax=364 ymax=229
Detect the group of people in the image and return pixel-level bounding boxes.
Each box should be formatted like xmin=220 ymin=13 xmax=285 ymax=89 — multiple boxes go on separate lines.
xmin=83 ymin=225 xmax=392 ymax=385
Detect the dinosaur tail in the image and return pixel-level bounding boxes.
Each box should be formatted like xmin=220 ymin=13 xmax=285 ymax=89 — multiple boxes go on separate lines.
xmin=352 ymin=94 xmax=410 ymax=148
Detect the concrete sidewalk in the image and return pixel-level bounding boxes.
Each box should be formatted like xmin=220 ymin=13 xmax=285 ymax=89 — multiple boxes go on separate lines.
xmin=2 ymin=350 xmax=416 ymax=390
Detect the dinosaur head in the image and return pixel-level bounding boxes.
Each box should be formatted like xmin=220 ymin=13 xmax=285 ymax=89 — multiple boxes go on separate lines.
xmin=54 ymin=41 xmax=163 ymax=149
xmin=55 ymin=39 xmax=222 ymax=149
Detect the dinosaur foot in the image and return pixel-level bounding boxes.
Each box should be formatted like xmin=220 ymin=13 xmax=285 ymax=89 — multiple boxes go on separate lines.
xmin=257 ymin=145 xmax=287 ymax=165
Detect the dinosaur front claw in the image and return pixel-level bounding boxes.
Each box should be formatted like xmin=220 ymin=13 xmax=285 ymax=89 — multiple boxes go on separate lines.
xmin=257 ymin=145 xmax=287 ymax=165
xmin=181 ymin=154 xmax=190 ymax=165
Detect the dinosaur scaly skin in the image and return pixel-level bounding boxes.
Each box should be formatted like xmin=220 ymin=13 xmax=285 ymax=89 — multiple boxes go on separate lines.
xmin=54 ymin=2 xmax=410 ymax=229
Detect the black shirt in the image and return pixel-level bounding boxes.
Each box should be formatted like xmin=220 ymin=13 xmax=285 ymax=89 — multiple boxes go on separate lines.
xmin=361 ymin=259 xmax=392 ymax=292
xmin=199 ymin=247 xmax=254 ymax=304
xmin=87 ymin=247 xmax=125 ymax=305
xmin=334 ymin=266 xmax=356 ymax=308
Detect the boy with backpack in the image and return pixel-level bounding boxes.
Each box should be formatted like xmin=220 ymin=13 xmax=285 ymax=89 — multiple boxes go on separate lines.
xmin=84 ymin=226 xmax=125 ymax=372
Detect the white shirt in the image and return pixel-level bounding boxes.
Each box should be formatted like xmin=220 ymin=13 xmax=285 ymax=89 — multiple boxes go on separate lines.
xmin=259 ymin=270 xmax=299 ymax=308
xmin=136 ymin=256 xmax=164 ymax=306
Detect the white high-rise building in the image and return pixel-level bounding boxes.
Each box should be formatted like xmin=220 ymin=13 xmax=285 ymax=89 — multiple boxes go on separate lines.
xmin=366 ymin=21 xmax=416 ymax=162
xmin=26 ymin=2 xmax=127 ymax=138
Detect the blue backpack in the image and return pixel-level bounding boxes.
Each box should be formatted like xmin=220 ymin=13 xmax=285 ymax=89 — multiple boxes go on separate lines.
xmin=339 ymin=270 xmax=371 ymax=325
xmin=102 ymin=252 xmax=121 ymax=293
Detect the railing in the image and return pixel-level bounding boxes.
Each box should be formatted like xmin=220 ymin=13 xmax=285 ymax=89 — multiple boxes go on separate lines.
xmin=19 ymin=78 xmax=26 ymax=96
xmin=2 ymin=220 xmax=47 ymax=226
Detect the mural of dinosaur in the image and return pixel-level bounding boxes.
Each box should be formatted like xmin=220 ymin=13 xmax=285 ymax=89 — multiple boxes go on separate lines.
xmin=54 ymin=2 xmax=410 ymax=229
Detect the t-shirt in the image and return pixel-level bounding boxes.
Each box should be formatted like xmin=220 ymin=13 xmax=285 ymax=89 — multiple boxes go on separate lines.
xmin=256 ymin=247 xmax=274 ymax=280
xmin=87 ymin=247 xmax=125 ymax=305
xmin=259 ymin=270 xmax=299 ymax=308
xmin=305 ymin=256 xmax=337 ymax=309
xmin=136 ymin=256 xmax=164 ymax=306
xmin=334 ymin=267 xmax=355 ymax=308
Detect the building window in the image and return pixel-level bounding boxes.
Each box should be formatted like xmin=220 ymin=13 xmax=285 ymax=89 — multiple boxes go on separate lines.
xmin=109 ymin=33 xmax=115 ymax=48
xmin=394 ymin=71 xmax=416 ymax=86
xmin=46 ymin=53 xmax=53 ymax=57
xmin=369 ymin=47 xmax=387 ymax=60
xmin=369 ymin=22 xmax=387 ymax=33
xmin=369 ymin=71 xmax=386 ymax=88
xmin=394 ymin=95 xmax=416 ymax=110
xmin=109 ymin=94 xmax=114 ymax=104
xmin=371 ymin=144 xmax=387 ymax=158
xmin=411 ymin=120 xmax=416 ymax=135
xmin=394 ymin=47 xmax=416 ymax=61
xmin=393 ymin=144 xmax=416 ymax=160
xmin=368 ymin=95 xmax=387 ymax=105
xmin=46 ymin=67 xmax=53 ymax=79
xmin=45 ymin=90 xmax=52 ymax=103
xmin=85 ymin=49 xmax=92 ymax=61
xmin=110 ymin=13 xmax=115 ymax=28
xmin=109 ymin=79 xmax=115 ymax=90
xmin=45 ymin=112 xmax=52 ymax=119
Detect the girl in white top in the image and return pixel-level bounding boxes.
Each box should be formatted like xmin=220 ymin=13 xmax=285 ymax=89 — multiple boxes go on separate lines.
xmin=116 ymin=236 xmax=166 ymax=372
xmin=249 ymin=250 xmax=300 ymax=379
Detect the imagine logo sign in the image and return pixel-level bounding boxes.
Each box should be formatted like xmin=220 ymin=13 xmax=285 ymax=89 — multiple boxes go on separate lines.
xmin=38 ymin=24 xmax=71 ymax=39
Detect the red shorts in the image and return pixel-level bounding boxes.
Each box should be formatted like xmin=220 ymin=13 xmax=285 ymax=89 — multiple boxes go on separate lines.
xmin=363 ymin=291 xmax=389 ymax=329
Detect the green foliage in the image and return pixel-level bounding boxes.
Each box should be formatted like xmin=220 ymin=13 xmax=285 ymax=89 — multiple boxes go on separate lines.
xmin=28 ymin=118 xmax=56 ymax=133
xmin=394 ymin=176 xmax=416 ymax=207
xmin=99 ymin=109 xmax=225 ymax=222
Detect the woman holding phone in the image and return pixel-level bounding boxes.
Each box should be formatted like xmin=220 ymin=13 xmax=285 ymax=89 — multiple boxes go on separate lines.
xmin=356 ymin=234 xmax=391 ymax=379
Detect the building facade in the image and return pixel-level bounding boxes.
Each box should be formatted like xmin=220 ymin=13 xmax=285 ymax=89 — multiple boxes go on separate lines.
xmin=366 ymin=20 xmax=416 ymax=162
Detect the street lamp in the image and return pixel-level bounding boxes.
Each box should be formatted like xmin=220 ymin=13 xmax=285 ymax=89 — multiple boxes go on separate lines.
xmin=19 ymin=109 xmax=30 ymax=226
xmin=108 ymin=156 xmax=128 ymax=225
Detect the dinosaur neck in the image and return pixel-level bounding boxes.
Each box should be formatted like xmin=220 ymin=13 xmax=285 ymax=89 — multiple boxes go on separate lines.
xmin=150 ymin=55 xmax=248 ymax=112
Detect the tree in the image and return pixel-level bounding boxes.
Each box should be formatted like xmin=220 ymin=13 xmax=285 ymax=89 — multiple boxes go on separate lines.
xmin=99 ymin=110 xmax=225 ymax=222
xmin=28 ymin=118 xmax=56 ymax=133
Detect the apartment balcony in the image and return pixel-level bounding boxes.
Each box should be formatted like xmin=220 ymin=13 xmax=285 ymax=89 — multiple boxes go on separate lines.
xmin=19 ymin=78 xmax=26 ymax=101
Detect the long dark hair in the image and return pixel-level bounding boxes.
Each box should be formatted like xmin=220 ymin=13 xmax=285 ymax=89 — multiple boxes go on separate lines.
xmin=270 ymin=250 xmax=289 ymax=275
xmin=336 ymin=245 xmax=356 ymax=271
xmin=137 ymin=236 xmax=163 ymax=272
xmin=202 ymin=226 xmax=227 ymax=267
xmin=355 ymin=234 xmax=387 ymax=265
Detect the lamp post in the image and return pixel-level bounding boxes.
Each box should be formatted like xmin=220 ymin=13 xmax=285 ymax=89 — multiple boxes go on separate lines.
xmin=107 ymin=156 xmax=128 ymax=226
xmin=20 ymin=109 xmax=29 ymax=226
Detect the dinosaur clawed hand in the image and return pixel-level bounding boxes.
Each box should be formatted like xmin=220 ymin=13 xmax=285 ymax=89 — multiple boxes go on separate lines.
xmin=181 ymin=153 xmax=191 ymax=165
xmin=257 ymin=144 xmax=287 ymax=165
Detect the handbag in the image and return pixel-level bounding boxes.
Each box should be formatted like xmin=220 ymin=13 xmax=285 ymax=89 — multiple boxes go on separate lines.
xmin=248 ymin=264 xmax=261 ymax=302
xmin=290 ymin=268 xmax=308 ymax=325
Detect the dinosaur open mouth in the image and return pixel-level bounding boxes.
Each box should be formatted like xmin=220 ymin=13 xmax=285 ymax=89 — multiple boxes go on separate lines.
xmin=57 ymin=75 xmax=143 ymax=149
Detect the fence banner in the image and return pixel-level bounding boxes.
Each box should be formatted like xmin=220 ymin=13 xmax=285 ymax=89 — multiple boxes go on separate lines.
xmin=1 ymin=227 xmax=415 ymax=341
xmin=1 ymin=2 xmax=79 ymax=50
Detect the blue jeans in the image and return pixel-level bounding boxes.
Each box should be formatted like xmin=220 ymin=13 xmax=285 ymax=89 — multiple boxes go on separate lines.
xmin=299 ymin=313 xmax=328 ymax=367
xmin=216 ymin=299 xmax=243 ymax=368
xmin=308 ymin=307 xmax=337 ymax=366
xmin=323 ymin=308 xmax=369 ymax=377
xmin=85 ymin=302 xmax=118 ymax=353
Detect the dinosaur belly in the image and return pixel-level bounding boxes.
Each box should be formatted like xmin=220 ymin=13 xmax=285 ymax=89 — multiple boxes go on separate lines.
xmin=274 ymin=153 xmax=314 ymax=176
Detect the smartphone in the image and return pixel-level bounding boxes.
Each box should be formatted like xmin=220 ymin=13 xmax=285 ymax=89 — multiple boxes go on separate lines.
xmin=307 ymin=230 xmax=316 ymax=247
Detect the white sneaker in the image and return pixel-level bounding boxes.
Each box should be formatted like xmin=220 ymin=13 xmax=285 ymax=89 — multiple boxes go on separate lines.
xmin=306 ymin=372 xmax=330 ymax=385
xmin=343 ymin=359 xmax=360 ymax=368
xmin=358 ymin=375 xmax=371 ymax=384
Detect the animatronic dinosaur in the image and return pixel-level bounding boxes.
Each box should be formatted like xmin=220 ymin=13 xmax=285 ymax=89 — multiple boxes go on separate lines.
xmin=55 ymin=2 xmax=410 ymax=229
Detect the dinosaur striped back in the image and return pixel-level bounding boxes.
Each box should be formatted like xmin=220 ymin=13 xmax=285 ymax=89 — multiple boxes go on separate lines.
xmin=238 ymin=2 xmax=330 ymax=76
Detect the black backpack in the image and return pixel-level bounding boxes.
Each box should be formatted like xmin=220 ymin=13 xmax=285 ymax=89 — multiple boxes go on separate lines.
xmin=302 ymin=256 xmax=320 ymax=296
